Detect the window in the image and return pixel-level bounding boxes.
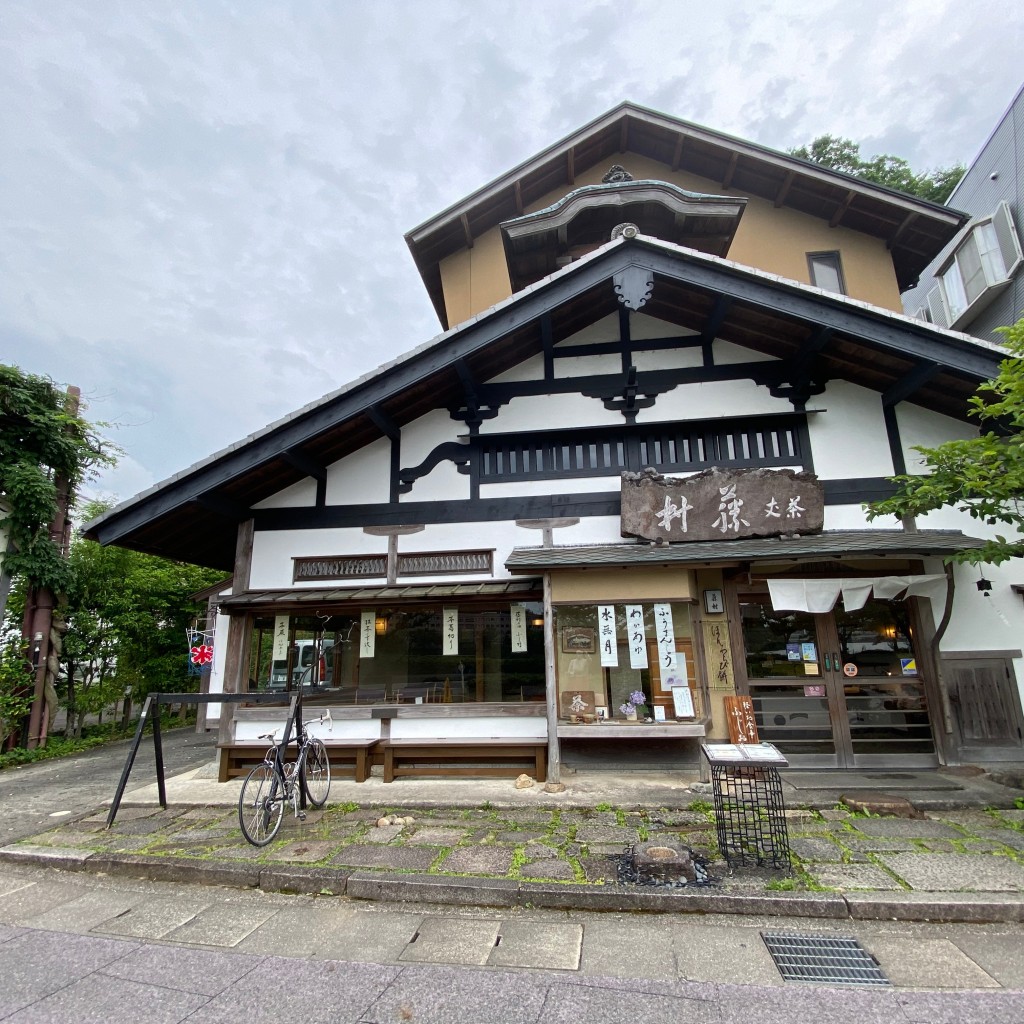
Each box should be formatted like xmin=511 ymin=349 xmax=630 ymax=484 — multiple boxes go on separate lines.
xmin=249 ymin=606 xmax=545 ymax=703
xmin=553 ymin=602 xmax=702 ymax=723
xmin=927 ymin=202 xmax=1022 ymax=330
xmin=807 ymin=252 xmax=846 ymax=295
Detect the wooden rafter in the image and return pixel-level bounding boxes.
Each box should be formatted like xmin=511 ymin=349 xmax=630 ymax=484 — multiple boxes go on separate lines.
xmin=513 ymin=179 xmax=523 ymax=215
xmin=722 ymin=151 xmax=739 ymax=189
xmin=829 ymin=190 xmax=856 ymax=229
xmin=567 ymin=146 xmax=575 ymax=185
xmin=671 ymin=135 xmax=685 ymax=171
xmin=887 ymin=211 xmax=918 ymax=250
xmin=460 ymin=213 xmax=474 ymax=249
xmin=774 ymin=171 xmax=795 ymax=208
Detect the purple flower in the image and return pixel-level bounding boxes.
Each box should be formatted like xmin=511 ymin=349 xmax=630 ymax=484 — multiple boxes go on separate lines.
xmin=629 ymin=690 xmax=646 ymax=705
xmin=619 ymin=703 xmax=633 ymax=715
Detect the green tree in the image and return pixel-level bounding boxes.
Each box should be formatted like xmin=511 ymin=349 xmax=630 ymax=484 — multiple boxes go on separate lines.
xmin=0 ymin=367 xmax=116 ymax=603
xmin=58 ymin=501 xmax=223 ymax=732
xmin=789 ymin=135 xmax=964 ymax=204
xmin=866 ymin=316 xmax=1024 ymax=564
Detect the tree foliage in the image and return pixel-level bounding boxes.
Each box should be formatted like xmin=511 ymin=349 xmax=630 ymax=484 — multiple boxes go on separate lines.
xmin=0 ymin=366 xmax=117 ymax=593
xmin=58 ymin=501 xmax=224 ymax=729
xmin=789 ymin=135 xmax=964 ymax=204
xmin=866 ymin=316 xmax=1024 ymax=564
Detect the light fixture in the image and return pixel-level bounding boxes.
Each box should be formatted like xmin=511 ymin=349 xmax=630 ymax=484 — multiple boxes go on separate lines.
xmin=976 ymin=576 xmax=993 ymax=594
xmin=530 ymin=615 xmax=544 ymax=627
xmin=375 ymin=614 xmax=388 ymax=635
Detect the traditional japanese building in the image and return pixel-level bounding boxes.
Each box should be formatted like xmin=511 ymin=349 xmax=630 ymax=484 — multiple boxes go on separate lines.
xmin=87 ymin=103 xmax=1024 ymax=780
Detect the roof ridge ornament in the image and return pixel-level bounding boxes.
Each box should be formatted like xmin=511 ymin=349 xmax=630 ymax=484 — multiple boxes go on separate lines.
xmin=602 ymin=164 xmax=634 ymax=183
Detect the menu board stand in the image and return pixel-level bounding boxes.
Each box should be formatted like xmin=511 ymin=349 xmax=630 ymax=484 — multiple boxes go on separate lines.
xmin=700 ymin=743 xmax=792 ymax=871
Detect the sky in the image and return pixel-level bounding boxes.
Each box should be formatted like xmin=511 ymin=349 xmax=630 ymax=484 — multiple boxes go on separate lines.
xmin=2 ymin=1 xmax=1023 ymax=507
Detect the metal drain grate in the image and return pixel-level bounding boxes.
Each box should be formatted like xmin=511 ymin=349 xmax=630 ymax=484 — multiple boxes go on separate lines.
xmin=761 ymin=932 xmax=890 ymax=986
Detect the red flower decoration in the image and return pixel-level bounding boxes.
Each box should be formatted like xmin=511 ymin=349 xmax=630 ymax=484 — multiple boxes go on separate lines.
xmin=190 ymin=644 xmax=214 ymax=665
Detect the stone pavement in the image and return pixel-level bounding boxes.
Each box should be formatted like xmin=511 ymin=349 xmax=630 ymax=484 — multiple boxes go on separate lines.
xmin=1 ymin=859 xmax=1024 ymax=1015
xmin=2 ymin=764 xmax=1024 ymax=923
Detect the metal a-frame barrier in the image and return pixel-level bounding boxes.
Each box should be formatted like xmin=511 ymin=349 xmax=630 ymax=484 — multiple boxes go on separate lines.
xmin=106 ymin=690 xmax=304 ymax=827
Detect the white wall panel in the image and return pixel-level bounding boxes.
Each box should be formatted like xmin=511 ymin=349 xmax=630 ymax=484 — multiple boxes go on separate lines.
xmin=808 ymin=381 xmax=893 ymax=478
xmin=325 ymin=437 xmax=391 ymax=505
xmin=253 ymin=478 xmax=317 ymax=510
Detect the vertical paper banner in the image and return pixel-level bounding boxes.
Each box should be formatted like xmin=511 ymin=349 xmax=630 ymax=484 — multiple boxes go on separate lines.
xmin=443 ymin=607 xmax=459 ymax=656
xmin=598 ymin=605 xmax=618 ymax=667
xmin=272 ymin=615 xmax=290 ymax=660
xmin=653 ymin=603 xmax=677 ymax=673
xmin=510 ymin=604 xmax=527 ymax=653
xmin=359 ymin=611 xmax=376 ymax=658
xmin=626 ymin=604 xmax=648 ymax=669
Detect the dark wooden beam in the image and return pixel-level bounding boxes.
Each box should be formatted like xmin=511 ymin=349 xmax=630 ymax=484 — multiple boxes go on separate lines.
xmin=671 ymin=135 xmax=685 ymax=171
xmin=882 ymin=361 xmax=939 ymax=406
xmin=722 ymin=152 xmax=739 ymax=189
xmin=513 ymin=179 xmax=523 ymax=215
xmin=700 ymin=295 xmax=733 ymax=361
xmin=367 ymin=405 xmax=400 ymax=440
xmin=773 ymin=171 xmax=795 ymax=208
xmin=887 ymin=211 xmax=918 ymax=250
xmin=785 ymin=326 xmax=834 ymax=382
xmin=829 ymin=190 xmax=856 ymax=229
xmin=280 ymin=449 xmax=326 ymax=483
xmin=541 ymin=312 xmax=554 ymax=381
xmin=567 ymin=147 xmax=575 ymax=185
xmin=196 ymin=493 xmax=251 ymax=522
xmin=460 ymin=213 xmax=474 ymax=249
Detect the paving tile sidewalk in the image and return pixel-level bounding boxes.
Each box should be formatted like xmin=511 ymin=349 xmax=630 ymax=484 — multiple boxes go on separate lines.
xmin=4 ymin=796 xmax=1024 ymax=922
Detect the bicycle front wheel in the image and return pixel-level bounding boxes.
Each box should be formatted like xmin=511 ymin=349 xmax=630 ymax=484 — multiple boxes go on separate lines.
xmin=303 ymin=738 xmax=331 ymax=808
xmin=238 ymin=762 xmax=284 ymax=845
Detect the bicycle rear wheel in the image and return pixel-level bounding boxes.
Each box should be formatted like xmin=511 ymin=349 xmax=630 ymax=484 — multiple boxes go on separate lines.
xmin=303 ymin=738 xmax=331 ymax=808
xmin=238 ymin=762 xmax=284 ymax=845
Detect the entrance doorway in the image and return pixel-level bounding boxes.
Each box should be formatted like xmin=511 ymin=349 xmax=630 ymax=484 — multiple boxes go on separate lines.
xmin=734 ymin=591 xmax=937 ymax=767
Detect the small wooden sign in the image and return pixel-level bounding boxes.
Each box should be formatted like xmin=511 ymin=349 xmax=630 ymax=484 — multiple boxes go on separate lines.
xmin=561 ymin=628 xmax=595 ymax=653
xmin=724 ymin=695 xmax=759 ymax=744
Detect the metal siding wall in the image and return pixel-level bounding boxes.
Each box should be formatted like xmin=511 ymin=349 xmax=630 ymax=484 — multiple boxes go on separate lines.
xmin=902 ymin=86 xmax=1024 ymax=342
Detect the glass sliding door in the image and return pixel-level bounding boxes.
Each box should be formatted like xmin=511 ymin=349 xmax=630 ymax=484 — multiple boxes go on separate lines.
xmin=736 ymin=590 xmax=936 ymax=768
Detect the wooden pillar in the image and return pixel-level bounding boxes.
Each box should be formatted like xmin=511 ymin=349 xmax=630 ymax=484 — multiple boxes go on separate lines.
xmin=217 ymin=519 xmax=254 ymax=747
xmin=543 ymin=572 xmax=562 ymax=786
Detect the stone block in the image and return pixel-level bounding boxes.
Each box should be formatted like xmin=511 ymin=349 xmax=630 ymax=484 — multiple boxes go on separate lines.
xmin=436 ymin=847 xmax=514 ymax=875
xmin=346 ymin=871 xmax=519 ymax=907
xmin=877 ymin=852 xmax=1024 ymax=892
xmin=259 ymin=865 xmax=351 ymax=895
xmin=851 ymin=818 xmax=963 ymax=839
xmin=330 ymin=844 xmax=436 ymax=871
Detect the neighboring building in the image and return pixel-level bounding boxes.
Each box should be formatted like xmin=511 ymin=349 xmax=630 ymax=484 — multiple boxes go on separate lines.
xmin=86 ymin=103 xmax=1024 ymax=779
xmin=903 ymin=83 xmax=1024 ymax=341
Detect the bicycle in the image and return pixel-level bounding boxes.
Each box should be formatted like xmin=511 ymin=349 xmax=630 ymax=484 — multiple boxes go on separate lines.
xmin=238 ymin=710 xmax=333 ymax=846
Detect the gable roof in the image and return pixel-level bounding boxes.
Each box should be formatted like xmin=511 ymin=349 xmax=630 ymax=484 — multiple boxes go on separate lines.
xmin=85 ymin=234 xmax=1006 ymax=570
xmin=405 ymin=101 xmax=969 ymax=327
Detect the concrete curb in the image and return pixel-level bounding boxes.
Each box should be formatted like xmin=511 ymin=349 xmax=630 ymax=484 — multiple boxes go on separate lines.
xmin=3 ymin=843 xmax=1023 ymax=923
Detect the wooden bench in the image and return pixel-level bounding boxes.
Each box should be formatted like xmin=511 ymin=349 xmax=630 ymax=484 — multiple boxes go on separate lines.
xmin=381 ymin=738 xmax=547 ymax=783
xmin=217 ymin=738 xmax=376 ymax=783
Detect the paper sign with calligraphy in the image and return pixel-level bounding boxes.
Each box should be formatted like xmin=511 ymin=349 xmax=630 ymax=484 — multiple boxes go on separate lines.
xmin=625 ymin=604 xmax=648 ymax=669
xmin=598 ymin=605 xmax=618 ymax=667
xmin=510 ymin=604 xmax=527 ymax=653
xmin=443 ymin=607 xmax=459 ymax=656
xmin=620 ymin=467 xmax=824 ymax=543
xmin=653 ymin=603 xmax=676 ymax=673
xmin=360 ymin=611 xmax=376 ymax=659
xmin=272 ymin=615 xmax=290 ymax=661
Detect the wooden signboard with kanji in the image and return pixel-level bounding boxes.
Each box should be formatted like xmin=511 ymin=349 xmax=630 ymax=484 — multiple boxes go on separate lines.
xmin=724 ymin=695 xmax=759 ymax=744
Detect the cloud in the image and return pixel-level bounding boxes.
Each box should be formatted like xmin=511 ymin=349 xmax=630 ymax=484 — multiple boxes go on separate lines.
xmin=2 ymin=0 xmax=1022 ymax=504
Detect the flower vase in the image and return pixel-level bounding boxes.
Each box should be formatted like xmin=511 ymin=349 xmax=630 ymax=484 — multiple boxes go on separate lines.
xmin=625 ymin=707 xmax=638 ymax=722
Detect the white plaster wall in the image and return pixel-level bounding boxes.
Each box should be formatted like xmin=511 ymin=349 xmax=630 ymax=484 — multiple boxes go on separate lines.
xmin=325 ymin=437 xmax=391 ymax=505
xmin=644 ymin=378 xmax=792 ymax=421
xmin=400 ymin=458 xmax=471 ymax=502
xmin=713 ymin=340 xmax=778 ymax=365
xmin=203 ymin=595 xmax=232 ymax=726
xmin=553 ymin=352 xmax=621 ymax=379
xmin=397 ymin=409 xmax=460 ymax=468
xmin=250 ymin=527 xmax=390 ymax=589
xmin=633 ymin=346 xmax=703 ymax=372
xmin=478 ymin=392 xmax=619 ymax=433
xmin=234 ymin=717 xmax=382 ymax=742
xmin=822 ymin=503 xmax=877 ymax=530
xmin=807 ymin=380 xmax=893 ymax=479
xmin=488 ymin=354 xmax=545 ymax=384
xmin=253 ymin=478 xmax=317 ymax=510
xmin=390 ymin=717 xmax=546 ymax=740
xmin=481 ymin=476 xmax=617 ymax=497
xmin=896 ymin=403 xmax=978 ymax=474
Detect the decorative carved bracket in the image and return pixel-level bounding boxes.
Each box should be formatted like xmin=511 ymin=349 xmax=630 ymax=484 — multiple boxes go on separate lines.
xmin=398 ymin=442 xmax=473 ymax=493
xmin=612 ymin=266 xmax=654 ymax=310
xmin=581 ymin=365 xmax=666 ymax=424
